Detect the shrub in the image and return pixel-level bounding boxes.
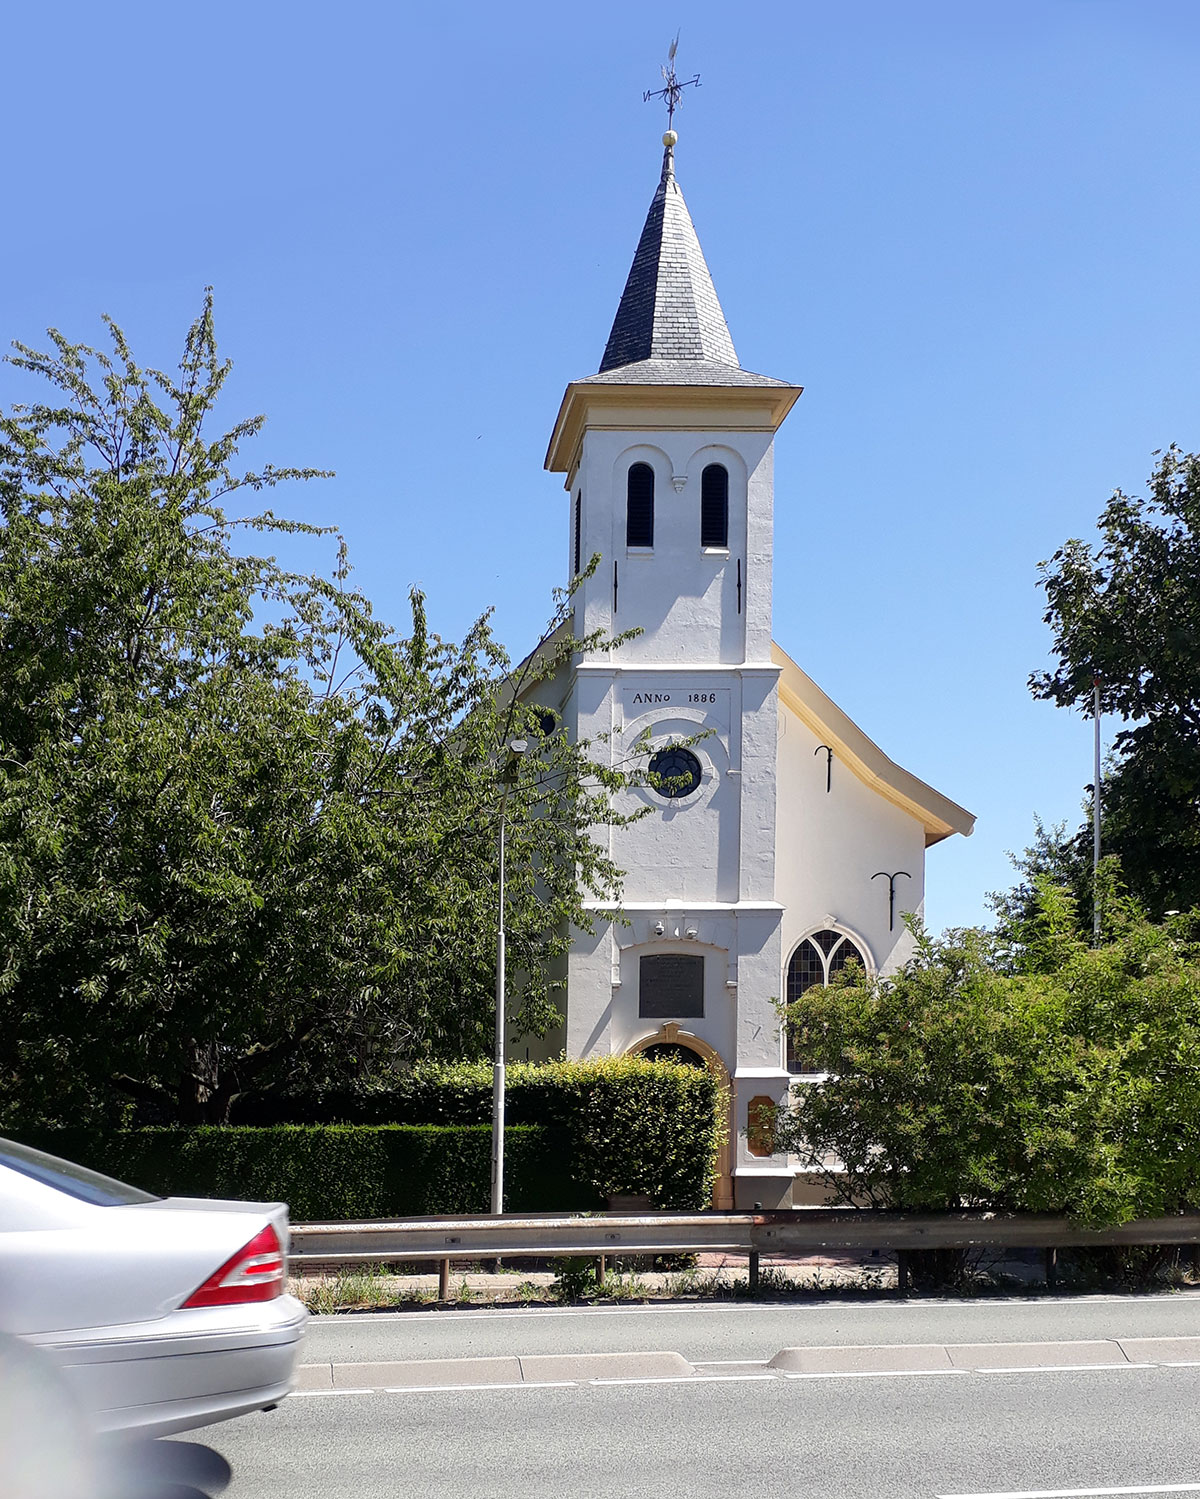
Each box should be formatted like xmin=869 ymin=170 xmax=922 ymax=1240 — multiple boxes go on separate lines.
xmin=16 ymin=1123 xmax=590 ymax=1219
xmin=775 ymin=898 xmax=1200 ymax=1227
xmin=234 ymin=1056 xmax=724 ymax=1210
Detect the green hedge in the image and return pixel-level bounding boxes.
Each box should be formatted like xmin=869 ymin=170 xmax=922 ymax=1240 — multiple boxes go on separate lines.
xmin=242 ymin=1056 xmax=725 ymax=1211
xmin=19 ymin=1123 xmax=592 ymax=1220
xmin=20 ymin=1057 xmax=724 ymax=1217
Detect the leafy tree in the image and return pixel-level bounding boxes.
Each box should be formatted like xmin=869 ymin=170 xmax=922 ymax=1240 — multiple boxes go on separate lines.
xmin=1029 ymin=445 xmax=1200 ymax=915
xmin=987 ymin=817 xmax=1083 ymax=944
xmin=0 ymin=296 xmax=646 ymax=1127
xmin=774 ymin=893 xmax=1200 ymax=1227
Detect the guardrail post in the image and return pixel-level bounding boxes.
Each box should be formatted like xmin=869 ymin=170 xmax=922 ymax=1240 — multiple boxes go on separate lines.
xmin=748 ymin=1250 xmax=760 ymax=1297
xmin=896 ymin=1251 xmax=909 ymax=1292
xmin=596 ymin=1254 xmax=607 ymax=1284
xmin=438 ymin=1258 xmax=450 ymax=1301
xmin=1045 ymin=1247 xmax=1058 ymax=1292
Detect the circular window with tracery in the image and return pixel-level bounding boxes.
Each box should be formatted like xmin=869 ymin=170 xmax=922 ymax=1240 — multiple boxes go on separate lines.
xmin=648 ymin=745 xmax=703 ymax=799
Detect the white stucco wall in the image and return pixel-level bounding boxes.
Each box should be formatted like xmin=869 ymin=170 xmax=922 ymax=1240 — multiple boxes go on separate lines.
xmin=773 ymin=695 xmax=927 ymax=1053
xmin=555 ymin=419 xmax=794 ymax=1203
xmin=547 ymin=406 xmax=951 ymax=1206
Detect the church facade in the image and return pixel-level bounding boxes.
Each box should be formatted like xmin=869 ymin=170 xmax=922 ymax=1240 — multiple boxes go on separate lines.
xmin=531 ymin=131 xmax=973 ymax=1209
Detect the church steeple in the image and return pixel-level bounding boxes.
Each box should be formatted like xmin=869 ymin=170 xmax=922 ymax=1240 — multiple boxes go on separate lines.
xmin=546 ymin=132 xmax=801 ymax=477
xmin=600 ymin=132 xmax=740 ymax=374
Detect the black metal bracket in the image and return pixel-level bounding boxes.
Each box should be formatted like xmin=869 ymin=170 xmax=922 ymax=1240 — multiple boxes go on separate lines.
xmin=814 ymin=744 xmax=833 ymax=792
xmin=872 ymin=870 xmax=911 ymax=932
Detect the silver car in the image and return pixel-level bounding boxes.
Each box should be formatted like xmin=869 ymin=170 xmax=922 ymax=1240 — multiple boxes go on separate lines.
xmin=0 ymin=1136 xmax=307 ymax=1443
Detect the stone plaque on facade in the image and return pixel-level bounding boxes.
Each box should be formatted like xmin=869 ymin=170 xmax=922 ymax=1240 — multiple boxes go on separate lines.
xmin=638 ymin=954 xmax=704 ymax=1018
xmin=622 ymin=686 xmax=729 ymax=728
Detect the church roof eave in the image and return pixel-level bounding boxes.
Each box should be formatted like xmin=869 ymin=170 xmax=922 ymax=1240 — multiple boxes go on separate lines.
xmin=772 ymin=642 xmax=976 ymax=847
xmin=545 ymin=376 xmax=802 ymax=477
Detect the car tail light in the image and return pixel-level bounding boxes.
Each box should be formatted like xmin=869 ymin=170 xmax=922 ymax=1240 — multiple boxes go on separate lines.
xmin=182 ymin=1224 xmax=285 ymax=1308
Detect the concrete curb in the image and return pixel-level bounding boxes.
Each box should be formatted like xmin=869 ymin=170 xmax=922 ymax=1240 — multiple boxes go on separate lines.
xmin=296 ymin=1350 xmax=694 ymax=1392
xmin=294 ymin=1335 xmax=1200 ymax=1393
xmin=769 ymin=1335 xmax=1200 ymax=1374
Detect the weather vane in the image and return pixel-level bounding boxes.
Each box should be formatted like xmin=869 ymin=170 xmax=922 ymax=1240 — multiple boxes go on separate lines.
xmin=643 ymin=32 xmax=700 ymax=132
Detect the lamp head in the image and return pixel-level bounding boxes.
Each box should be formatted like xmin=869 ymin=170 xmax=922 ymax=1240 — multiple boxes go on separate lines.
xmin=499 ymin=738 xmax=530 ymax=787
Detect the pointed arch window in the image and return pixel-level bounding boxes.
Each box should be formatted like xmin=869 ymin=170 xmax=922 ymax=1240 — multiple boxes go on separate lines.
xmin=626 ymin=463 xmax=654 ymax=548
xmin=700 ymin=464 xmax=728 ymax=548
xmin=785 ymin=930 xmax=867 ymax=1074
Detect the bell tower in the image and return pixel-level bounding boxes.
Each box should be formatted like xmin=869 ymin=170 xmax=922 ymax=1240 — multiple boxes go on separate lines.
xmin=545 ymin=130 xmax=803 ymax=1209
xmin=547 ymin=132 xmax=800 ymax=669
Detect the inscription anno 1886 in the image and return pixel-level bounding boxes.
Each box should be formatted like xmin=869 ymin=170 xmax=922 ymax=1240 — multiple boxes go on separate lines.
xmin=629 ymin=690 xmax=719 ymax=705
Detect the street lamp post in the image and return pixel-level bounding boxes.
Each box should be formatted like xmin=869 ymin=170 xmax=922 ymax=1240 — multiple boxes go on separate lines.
xmin=491 ymin=738 xmax=528 ymax=1217
xmin=1092 ymin=674 xmax=1102 ymax=943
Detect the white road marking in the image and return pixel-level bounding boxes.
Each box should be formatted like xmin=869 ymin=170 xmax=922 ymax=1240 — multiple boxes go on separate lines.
xmin=288 ymin=1388 xmax=374 ymax=1398
xmin=784 ymin=1368 xmax=969 ymax=1381
xmin=589 ymin=1373 xmax=775 ymax=1386
xmin=686 ymin=1374 xmax=777 ymax=1383
xmin=938 ymin=1483 xmax=1200 ymax=1498
xmin=285 ymin=1357 xmax=1200 ymax=1401
xmin=590 ymin=1375 xmax=699 ymax=1386
xmin=974 ymin=1364 xmax=1147 ymax=1375
xmin=383 ymin=1381 xmax=575 ymax=1393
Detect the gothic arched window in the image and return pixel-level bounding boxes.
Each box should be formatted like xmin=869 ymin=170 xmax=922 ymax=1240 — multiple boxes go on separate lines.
xmin=700 ymin=463 xmax=728 ymax=548
xmin=784 ymin=930 xmax=867 ymax=1074
xmin=626 ymin=463 xmax=654 ymax=548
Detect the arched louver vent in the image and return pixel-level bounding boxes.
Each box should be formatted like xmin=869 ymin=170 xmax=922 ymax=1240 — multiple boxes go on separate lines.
xmin=700 ymin=464 xmax=728 ymax=548
xmin=573 ymin=491 xmax=582 ymax=577
xmin=626 ymin=463 xmax=654 ymax=548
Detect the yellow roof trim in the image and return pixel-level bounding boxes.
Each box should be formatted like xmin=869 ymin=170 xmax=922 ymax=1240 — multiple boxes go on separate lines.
xmin=545 ymin=381 xmax=803 ymax=478
xmin=772 ymin=642 xmax=975 ymax=847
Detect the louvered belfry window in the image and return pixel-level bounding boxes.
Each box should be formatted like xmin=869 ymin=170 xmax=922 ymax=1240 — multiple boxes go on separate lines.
xmin=626 ymin=463 xmax=654 ymax=548
xmin=573 ymin=491 xmax=582 ymax=577
xmin=700 ymin=464 xmax=728 ymax=548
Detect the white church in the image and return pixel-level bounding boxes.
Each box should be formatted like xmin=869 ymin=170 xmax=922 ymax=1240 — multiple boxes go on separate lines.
xmin=526 ymin=130 xmax=973 ymax=1210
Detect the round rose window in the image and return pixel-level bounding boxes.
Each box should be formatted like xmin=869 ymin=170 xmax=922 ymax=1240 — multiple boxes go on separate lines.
xmin=648 ymin=745 xmax=703 ymax=799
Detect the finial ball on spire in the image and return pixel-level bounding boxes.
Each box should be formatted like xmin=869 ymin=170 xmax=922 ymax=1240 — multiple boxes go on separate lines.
xmin=662 ymin=130 xmax=678 ymax=147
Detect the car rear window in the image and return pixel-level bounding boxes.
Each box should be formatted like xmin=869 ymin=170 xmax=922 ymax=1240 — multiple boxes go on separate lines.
xmin=0 ymin=1138 xmax=160 ymax=1206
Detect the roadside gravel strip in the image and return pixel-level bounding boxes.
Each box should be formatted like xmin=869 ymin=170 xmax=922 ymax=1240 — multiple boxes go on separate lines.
xmin=293 ymin=1335 xmax=1200 ymax=1394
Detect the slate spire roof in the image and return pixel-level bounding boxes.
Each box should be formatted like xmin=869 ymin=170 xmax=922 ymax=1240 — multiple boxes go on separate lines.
xmin=585 ymin=137 xmax=790 ymax=391
xmin=601 ymin=136 xmax=738 ymax=372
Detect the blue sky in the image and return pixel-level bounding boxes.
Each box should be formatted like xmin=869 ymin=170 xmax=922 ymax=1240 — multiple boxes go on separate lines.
xmin=3 ymin=1 xmax=1198 ymax=931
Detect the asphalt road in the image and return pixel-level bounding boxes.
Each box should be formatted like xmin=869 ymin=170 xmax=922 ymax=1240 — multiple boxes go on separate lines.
xmin=198 ymin=1294 xmax=1200 ymax=1499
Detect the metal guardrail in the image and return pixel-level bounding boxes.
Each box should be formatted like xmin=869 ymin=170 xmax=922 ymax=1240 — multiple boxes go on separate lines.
xmin=291 ymin=1209 xmax=1200 ymax=1295
xmin=292 ymin=1213 xmax=754 ymax=1264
